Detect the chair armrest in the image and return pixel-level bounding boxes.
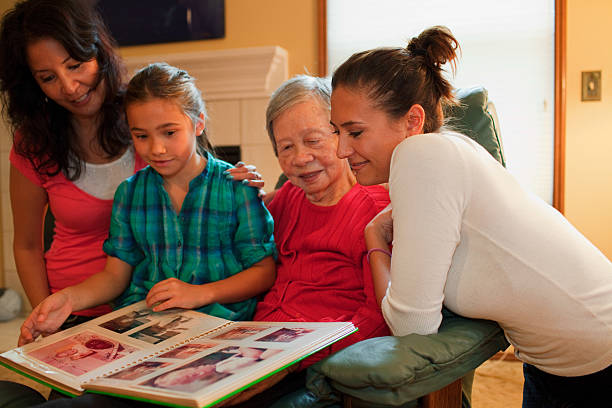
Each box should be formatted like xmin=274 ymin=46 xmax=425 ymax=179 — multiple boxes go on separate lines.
xmin=311 ymin=310 xmax=509 ymax=406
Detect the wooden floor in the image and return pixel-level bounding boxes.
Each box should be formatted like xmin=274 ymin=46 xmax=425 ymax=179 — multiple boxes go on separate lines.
xmin=473 ymin=356 xmax=524 ymax=407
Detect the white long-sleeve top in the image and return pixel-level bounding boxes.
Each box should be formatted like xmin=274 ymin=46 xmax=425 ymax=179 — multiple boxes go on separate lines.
xmin=383 ymin=131 xmax=612 ymax=377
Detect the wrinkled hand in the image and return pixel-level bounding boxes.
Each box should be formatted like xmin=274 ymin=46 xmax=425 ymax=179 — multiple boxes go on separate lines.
xmin=225 ymin=162 xmax=265 ymax=192
xmin=366 ymin=204 xmax=394 ymax=245
xmin=146 ymin=278 xmax=212 ymax=312
xmin=19 ymin=292 xmax=73 ymax=346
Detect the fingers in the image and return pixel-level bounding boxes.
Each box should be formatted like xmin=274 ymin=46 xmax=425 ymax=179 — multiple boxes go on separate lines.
xmin=19 ymin=314 xmax=40 ymax=346
xmin=35 ymin=300 xmax=53 ymax=324
xmin=152 ymin=299 xmax=175 ymax=312
xmin=224 ymin=165 xmax=265 ymax=187
xmin=19 ymin=326 xmax=34 ymax=346
xmin=146 ymin=278 xmax=178 ymax=309
xmin=244 ymin=179 xmax=265 ymax=189
xmin=233 ymin=162 xmax=256 ymax=172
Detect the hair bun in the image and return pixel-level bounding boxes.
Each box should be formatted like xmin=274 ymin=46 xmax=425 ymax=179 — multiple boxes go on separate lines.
xmin=406 ymin=26 xmax=459 ymax=72
xmin=406 ymin=37 xmax=425 ymax=57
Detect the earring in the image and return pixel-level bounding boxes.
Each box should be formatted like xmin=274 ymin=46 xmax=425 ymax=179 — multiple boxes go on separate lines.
xmin=44 ymin=96 xmax=49 ymax=103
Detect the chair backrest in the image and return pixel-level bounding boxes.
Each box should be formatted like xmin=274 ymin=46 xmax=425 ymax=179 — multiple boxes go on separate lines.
xmin=445 ymin=86 xmax=506 ymax=167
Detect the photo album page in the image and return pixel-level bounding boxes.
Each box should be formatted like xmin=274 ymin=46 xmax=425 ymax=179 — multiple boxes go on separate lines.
xmin=0 ymin=301 xmax=356 ymax=407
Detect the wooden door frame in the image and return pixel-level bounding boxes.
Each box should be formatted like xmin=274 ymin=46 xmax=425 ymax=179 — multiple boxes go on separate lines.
xmin=554 ymin=0 xmax=566 ymax=213
xmin=318 ymin=0 xmax=567 ymax=212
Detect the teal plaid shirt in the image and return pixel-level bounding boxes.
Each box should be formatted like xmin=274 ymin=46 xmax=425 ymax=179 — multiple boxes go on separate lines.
xmin=103 ymin=152 xmax=276 ymax=321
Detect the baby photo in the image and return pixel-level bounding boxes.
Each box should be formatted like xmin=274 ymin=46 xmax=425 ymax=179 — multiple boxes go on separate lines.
xmin=142 ymin=346 xmax=281 ymax=394
xmin=141 ymin=350 xmax=234 ymax=393
xmin=28 ymin=331 xmax=138 ymax=376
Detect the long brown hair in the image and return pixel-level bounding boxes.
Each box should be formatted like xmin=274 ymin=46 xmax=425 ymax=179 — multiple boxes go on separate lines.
xmin=0 ymin=0 xmax=129 ymax=180
xmin=332 ymin=26 xmax=460 ymax=133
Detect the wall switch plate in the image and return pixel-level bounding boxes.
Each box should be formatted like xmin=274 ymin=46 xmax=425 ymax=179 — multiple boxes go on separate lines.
xmin=582 ymin=71 xmax=602 ymax=101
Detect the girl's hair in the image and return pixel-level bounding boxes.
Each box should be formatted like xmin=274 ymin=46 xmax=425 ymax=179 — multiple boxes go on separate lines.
xmin=124 ymin=63 xmax=212 ymax=154
xmin=332 ymin=26 xmax=460 ymax=133
xmin=0 ymin=0 xmax=129 ymax=180
xmin=266 ymin=74 xmax=331 ymax=156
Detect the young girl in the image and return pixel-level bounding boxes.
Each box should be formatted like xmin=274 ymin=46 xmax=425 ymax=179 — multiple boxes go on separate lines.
xmin=19 ymin=63 xmax=277 ymax=346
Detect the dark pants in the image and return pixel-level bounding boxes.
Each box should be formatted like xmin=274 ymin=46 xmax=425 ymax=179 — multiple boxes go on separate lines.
xmin=0 ymin=370 xmax=308 ymax=408
xmin=522 ymin=363 xmax=612 ymax=408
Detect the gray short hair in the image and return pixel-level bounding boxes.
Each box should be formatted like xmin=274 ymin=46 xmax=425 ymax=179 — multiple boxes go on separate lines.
xmin=266 ymin=75 xmax=331 ymax=156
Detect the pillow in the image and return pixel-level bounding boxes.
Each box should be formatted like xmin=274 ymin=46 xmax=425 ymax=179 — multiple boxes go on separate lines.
xmin=445 ymin=86 xmax=506 ymax=167
xmin=310 ymin=309 xmax=508 ymax=406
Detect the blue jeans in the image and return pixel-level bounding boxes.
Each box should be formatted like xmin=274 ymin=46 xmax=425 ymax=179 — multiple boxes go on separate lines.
xmin=522 ymin=363 xmax=611 ymax=408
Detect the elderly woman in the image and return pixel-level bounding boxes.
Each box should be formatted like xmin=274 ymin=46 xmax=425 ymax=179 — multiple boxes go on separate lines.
xmin=253 ymin=75 xmax=390 ymax=366
xmin=214 ymin=75 xmax=391 ymax=407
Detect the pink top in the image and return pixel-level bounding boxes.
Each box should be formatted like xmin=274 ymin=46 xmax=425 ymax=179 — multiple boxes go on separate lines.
xmin=254 ymin=181 xmax=391 ymax=368
xmin=10 ymin=144 xmax=147 ymax=316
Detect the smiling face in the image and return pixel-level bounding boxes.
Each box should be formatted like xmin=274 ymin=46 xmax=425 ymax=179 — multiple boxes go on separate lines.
xmin=273 ymin=98 xmax=354 ymax=205
xmin=127 ymin=98 xmax=205 ymax=185
xmin=331 ymin=86 xmax=409 ymax=186
xmin=26 ymin=37 xmax=105 ymax=121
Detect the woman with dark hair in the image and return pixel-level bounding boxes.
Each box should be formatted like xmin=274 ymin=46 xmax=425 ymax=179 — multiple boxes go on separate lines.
xmin=330 ymin=26 xmax=612 ymax=407
xmin=0 ymin=0 xmax=147 ymax=322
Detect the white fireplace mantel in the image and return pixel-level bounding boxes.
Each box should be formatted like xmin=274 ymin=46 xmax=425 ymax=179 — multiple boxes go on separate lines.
xmin=124 ymin=46 xmax=289 ymax=101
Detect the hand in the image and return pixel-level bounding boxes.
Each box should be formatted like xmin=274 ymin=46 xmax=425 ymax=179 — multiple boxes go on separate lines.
xmin=19 ymin=291 xmax=73 ymax=346
xmin=225 ymin=162 xmax=265 ymax=191
xmin=365 ymin=204 xmax=394 ymax=245
xmin=146 ymin=278 xmax=213 ymax=312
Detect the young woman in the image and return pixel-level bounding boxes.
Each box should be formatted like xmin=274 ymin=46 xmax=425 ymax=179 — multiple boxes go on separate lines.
xmin=19 ymin=62 xmax=276 ymax=346
xmin=330 ymin=26 xmax=612 ymax=407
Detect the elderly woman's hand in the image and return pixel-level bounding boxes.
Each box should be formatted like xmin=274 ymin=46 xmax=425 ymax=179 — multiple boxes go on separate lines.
xmin=225 ymin=162 xmax=264 ymax=188
xmin=224 ymin=162 xmax=268 ymax=200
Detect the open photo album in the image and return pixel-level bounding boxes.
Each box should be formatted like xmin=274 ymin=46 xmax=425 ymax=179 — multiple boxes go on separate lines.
xmin=0 ymin=301 xmax=356 ymax=408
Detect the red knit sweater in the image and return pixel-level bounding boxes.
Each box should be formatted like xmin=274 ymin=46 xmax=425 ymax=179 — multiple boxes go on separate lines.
xmin=254 ymin=181 xmax=391 ymax=367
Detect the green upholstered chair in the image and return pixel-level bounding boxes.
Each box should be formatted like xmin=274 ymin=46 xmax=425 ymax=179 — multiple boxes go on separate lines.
xmin=271 ymin=86 xmax=510 ymax=408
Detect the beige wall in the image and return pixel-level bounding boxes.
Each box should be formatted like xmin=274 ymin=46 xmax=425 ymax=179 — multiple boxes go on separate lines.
xmin=0 ymin=0 xmax=320 ymax=77
xmin=120 ymin=0 xmax=320 ymax=77
xmin=565 ymin=0 xmax=612 ymax=259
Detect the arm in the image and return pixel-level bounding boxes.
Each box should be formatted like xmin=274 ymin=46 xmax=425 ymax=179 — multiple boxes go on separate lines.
xmin=19 ymin=256 xmax=133 ymax=345
xmin=382 ymin=136 xmax=467 ymax=336
xmin=10 ymin=164 xmax=50 ymax=308
xmin=146 ymin=256 xmax=276 ymax=312
xmin=147 ymin=178 xmax=277 ymax=312
xmin=364 ymin=205 xmax=393 ymax=305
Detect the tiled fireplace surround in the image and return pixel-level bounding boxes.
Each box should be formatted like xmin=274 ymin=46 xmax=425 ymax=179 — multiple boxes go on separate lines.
xmin=0 ymin=46 xmax=289 ymax=308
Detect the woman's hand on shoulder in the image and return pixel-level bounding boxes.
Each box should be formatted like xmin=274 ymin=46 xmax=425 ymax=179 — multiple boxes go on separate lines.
xmin=19 ymin=291 xmax=73 ymax=346
xmin=146 ymin=278 xmax=214 ymax=312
